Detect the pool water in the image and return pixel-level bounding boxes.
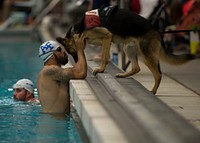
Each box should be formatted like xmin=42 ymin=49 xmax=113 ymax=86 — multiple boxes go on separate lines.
xmin=0 ymin=38 xmax=86 ymax=143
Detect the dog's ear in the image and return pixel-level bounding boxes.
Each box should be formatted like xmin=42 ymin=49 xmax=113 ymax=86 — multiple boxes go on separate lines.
xmin=56 ymin=36 xmax=78 ymax=62
xmin=66 ymin=21 xmax=83 ymax=38
xmin=56 ymin=37 xmax=72 ymax=53
xmin=56 ymin=37 xmax=68 ymax=47
xmin=65 ymin=26 xmax=75 ymax=38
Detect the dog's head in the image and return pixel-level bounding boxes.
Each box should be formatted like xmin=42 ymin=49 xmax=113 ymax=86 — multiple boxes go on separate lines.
xmin=57 ymin=20 xmax=85 ymax=62
xmin=56 ymin=26 xmax=79 ymax=62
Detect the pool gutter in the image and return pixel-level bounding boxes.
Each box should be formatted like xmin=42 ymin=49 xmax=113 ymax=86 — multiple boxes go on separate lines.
xmin=0 ymin=27 xmax=35 ymax=42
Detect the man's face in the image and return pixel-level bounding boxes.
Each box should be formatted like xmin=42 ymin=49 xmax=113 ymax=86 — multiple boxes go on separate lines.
xmin=56 ymin=35 xmax=78 ymax=63
xmin=13 ymin=88 xmax=27 ymax=101
xmin=54 ymin=46 xmax=69 ymax=65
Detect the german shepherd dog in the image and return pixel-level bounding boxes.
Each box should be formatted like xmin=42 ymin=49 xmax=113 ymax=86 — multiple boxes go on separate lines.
xmin=56 ymin=5 xmax=197 ymax=94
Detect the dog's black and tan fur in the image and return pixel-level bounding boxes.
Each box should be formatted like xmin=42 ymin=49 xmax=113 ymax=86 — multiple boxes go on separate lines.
xmin=56 ymin=5 xmax=196 ymax=94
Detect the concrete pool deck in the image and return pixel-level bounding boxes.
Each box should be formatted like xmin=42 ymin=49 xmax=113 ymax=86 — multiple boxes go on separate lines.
xmin=129 ymin=60 xmax=200 ymax=130
xmin=37 ymin=24 xmax=200 ymax=143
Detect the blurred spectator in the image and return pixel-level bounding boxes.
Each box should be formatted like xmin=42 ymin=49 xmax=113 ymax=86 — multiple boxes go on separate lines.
xmin=176 ymin=0 xmax=200 ymax=54
xmin=168 ymin=0 xmax=184 ymax=25
xmin=163 ymin=0 xmax=200 ymax=54
xmin=182 ymin=0 xmax=193 ymax=15
xmin=177 ymin=0 xmax=200 ymax=30
xmin=126 ymin=0 xmax=163 ymax=20
xmin=0 ymin=0 xmax=12 ymax=24
xmin=0 ymin=0 xmax=45 ymax=29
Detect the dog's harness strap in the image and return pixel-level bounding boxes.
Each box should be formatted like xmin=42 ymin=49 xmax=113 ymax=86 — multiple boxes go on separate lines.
xmin=99 ymin=5 xmax=118 ymax=26
xmin=84 ymin=5 xmax=118 ymax=29
xmin=85 ymin=9 xmax=101 ymax=29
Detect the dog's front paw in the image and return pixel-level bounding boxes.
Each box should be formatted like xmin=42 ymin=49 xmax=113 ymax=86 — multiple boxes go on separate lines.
xmin=93 ymin=68 xmax=104 ymax=75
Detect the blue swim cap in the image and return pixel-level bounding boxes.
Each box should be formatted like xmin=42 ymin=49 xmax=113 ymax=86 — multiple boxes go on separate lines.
xmin=39 ymin=41 xmax=62 ymax=63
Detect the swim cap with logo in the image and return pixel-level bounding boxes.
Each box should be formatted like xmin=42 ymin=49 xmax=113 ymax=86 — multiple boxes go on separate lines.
xmin=39 ymin=40 xmax=63 ymax=63
xmin=13 ymin=79 xmax=34 ymax=93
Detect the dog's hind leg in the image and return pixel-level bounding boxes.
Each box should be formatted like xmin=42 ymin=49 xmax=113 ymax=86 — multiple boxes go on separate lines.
xmin=116 ymin=41 xmax=140 ymax=77
xmin=142 ymin=55 xmax=162 ymax=94
xmin=139 ymin=31 xmax=163 ymax=94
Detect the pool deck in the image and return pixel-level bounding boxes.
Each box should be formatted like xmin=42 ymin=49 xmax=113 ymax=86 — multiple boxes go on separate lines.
xmin=135 ymin=60 xmax=200 ymax=130
xmin=37 ymin=24 xmax=200 ymax=143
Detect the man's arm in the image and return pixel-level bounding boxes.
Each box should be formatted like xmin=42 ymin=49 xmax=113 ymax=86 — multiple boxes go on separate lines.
xmin=43 ymin=34 xmax=87 ymax=81
xmin=69 ymin=34 xmax=87 ymax=79
xmin=42 ymin=66 xmax=71 ymax=83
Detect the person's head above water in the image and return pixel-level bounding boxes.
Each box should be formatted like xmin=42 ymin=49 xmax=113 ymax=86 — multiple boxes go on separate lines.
xmin=13 ymin=79 xmax=34 ymax=101
xmin=39 ymin=40 xmax=68 ymax=64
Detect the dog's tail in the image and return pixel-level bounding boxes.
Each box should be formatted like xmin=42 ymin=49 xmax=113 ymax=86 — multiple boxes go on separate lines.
xmin=159 ymin=35 xmax=197 ymax=65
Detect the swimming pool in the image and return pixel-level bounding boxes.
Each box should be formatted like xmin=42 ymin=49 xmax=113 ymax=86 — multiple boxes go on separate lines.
xmin=0 ymin=30 xmax=87 ymax=143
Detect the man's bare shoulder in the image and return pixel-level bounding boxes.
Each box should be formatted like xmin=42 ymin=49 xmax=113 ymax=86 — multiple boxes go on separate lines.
xmin=41 ymin=65 xmax=62 ymax=76
xmin=40 ymin=65 xmax=73 ymax=83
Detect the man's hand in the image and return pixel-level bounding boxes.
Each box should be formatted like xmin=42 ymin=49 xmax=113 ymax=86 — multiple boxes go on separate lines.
xmin=74 ymin=34 xmax=86 ymax=51
xmin=71 ymin=33 xmax=87 ymax=79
